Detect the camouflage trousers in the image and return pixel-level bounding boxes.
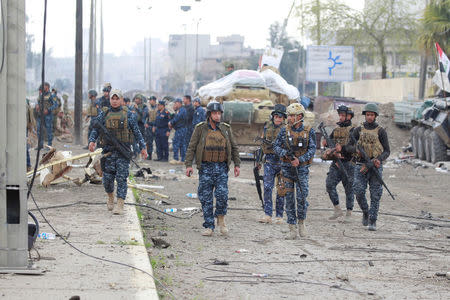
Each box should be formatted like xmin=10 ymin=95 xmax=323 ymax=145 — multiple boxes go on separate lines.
xmin=173 ymin=127 xmax=187 ymax=161
xmin=263 ymin=162 xmax=284 ymax=218
xmin=326 ymin=161 xmax=355 ymax=210
xmin=354 ymin=165 xmax=383 ymax=222
xmin=282 ymin=164 xmax=310 ymax=224
xmin=198 ymin=162 xmax=229 ymax=230
xmin=102 ymin=152 xmax=130 ymax=199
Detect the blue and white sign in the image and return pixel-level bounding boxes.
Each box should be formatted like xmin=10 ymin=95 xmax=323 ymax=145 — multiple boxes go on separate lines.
xmin=306 ymin=46 xmax=354 ymax=82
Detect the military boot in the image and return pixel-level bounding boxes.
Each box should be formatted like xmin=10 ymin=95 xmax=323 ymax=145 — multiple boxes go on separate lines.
xmin=107 ymin=193 xmax=114 ymax=211
xmin=274 ymin=217 xmax=283 ymax=225
xmin=344 ymin=210 xmax=352 ymax=223
xmin=285 ymin=224 xmax=298 ymax=240
xmin=298 ymin=220 xmax=307 ymax=237
xmin=362 ymin=211 xmax=369 ymax=226
xmin=217 ymin=215 xmax=229 ymax=236
xmin=368 ymin=219 xmax=377 ymax=231
xmin=201 ymin=228 xmax=213 ymax=236
xmin=113 ymin=198 xmax=125 ymax=215
xmin=329 ymin=205 xmax=344 ymax=220
xmin=258 ymin=215 xmax=272 ymax=224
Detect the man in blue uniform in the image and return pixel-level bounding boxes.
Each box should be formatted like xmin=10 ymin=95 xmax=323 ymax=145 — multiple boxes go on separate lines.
xmin=274 ymin=103 xmax=316 ymax=239
xmin=88 ymin=89 xmax=147 ymax=214
xmin=35 ymin=82 xmax=58 ymax=149
xmin=192 ymin=98 xmax=206 ymax=127
xmin=169 ymin=98 xmax=188 ymax=163
xmin=154 ymin=100 xmax=171 ymax=162
xmin=96 ymin=83 xmax=111 ymax=110
xmin=131 ymin=94 xmax=149 ymax=158
xmin=183 ymin=95 xmax=195 ymax=150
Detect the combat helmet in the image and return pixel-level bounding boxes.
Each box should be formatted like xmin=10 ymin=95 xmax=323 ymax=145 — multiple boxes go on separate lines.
xmin=88 ymin=89 xmax=98 ymax=97
xmin=336 ymin=105 xmax=349 ymax=114
xmin=362 ymin=103 xmax=379 ymax=116
xmin=286 ymin=103 xmax=305 ymax=116
xmin=271 ymin=104 xmax=287 ymax=118
xmin=206 ymin=101 xmax=224 ymax=116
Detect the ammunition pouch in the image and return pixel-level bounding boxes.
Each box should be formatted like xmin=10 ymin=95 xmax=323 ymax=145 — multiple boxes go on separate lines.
xmin=276 ymin=175 xmax=294 ymax=197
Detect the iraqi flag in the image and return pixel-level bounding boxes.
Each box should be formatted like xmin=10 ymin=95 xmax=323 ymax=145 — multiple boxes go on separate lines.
xmin=435 ymin=42 xmax=450 ymax=83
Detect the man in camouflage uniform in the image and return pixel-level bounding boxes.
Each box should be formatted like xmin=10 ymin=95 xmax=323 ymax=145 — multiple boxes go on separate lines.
xmin=35 ymin=82 xmax=58 ymax=149
xmin=145 ymin=96 xmax=158 ymax=160
xmin=89 ymin=89 xmax=147 ymax=214
xmin=154 ymin=100 xmax=171 ymax=162
xmin=274 ymin=103 xmax=316 ymax=239
xmin=322 ymin=105 xmax=356 ymax=222
xmin=192 ymin=98 xmax=206 ymax=127
xmin=96 ymin=83 xmax=112 ymax=110
xmin=169 ymin=98 xmax=188 ymax=163
xmin=131 ymin=94 xmax=149 ymax=158
xmin=84 ymin=89 xmax=99 ymax=149
xmin=258 ymin=104 xmax=287 ymax=224
xmin=51 ymin=88 xmax=62 ymax=132
xmin=185 ymin=101 xmax=241 ymax=237
xmin=340 ymin=103 xmax=390 ymax=231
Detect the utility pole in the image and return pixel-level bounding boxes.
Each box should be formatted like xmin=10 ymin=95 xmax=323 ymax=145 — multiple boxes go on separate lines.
xmin=195 ymin=19 xmax=201 ymax=83
xmin=149 ymin=36 xmax=152 ymax=92
xmin=88 ymin=0 xmax=95 ymax=89
xmin=74 ymin=0 xmax=83 ymax=145
xmin=0 ymin=0 xmax=29 ymax=271
xmin=93 ymin=0 xmax=97 ymax=90
xmin=98 ymin=0 xmax=104 ymax=91
xmin=183 ymin=24 xmax=187 ymax=94
xmin=144 ymin=38 xmax=147 ymax=89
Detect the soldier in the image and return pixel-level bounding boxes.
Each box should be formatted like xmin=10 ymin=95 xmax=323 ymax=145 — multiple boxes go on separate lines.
xmin=183 ymin=95 xmax=195 ymax=147
xmin=169 ymin=98 xmax=188 ymax=163
xmin=84 ymin=89 xmax=99 ymax=149
xmin=51 ymin=88 xmax=62 ymax=132
xmin=339 ymin=103 xmax=390 ymax=231
xmin=88 ymin=89 xmax=147 ymax=214
xmin=185 ymin=101 xmax=241 ymax=237
xmin=35 ymin=82 xmax=58 ymax=149
xmin=225 ymin=63 xmax=235 ymax=76
xmin=154 ymin=100 xmax=171 ymax=162
xmin=322 ymin=105 xmax=356 ymax=222
xmin=62 ymin=94 xmax=69 ymax=115
xmin=273 ymin=103 xmax=316 ymax=239
xmin=131 ymin=94 xmax=149 ymax=158
xmin=96 ymin=83 xmax=112 ymax=110
xmin=258 ymin=104 xmax=287 ymax=224
xmin=123 ymin=97 xmax=132 ymax=109
xmin=145 ymin=96 xmax=158 ymax=160
xmin=192 ymin=98 xmax=206 ymax=127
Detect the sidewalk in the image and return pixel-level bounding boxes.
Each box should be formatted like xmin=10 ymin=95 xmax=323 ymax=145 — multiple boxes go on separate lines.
xmin=0 ymin=181 xmax=158 ymax=300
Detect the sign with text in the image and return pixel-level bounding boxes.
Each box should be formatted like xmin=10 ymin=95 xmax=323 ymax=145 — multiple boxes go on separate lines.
xmin=306 ymin=46 xmax=353 ymax=82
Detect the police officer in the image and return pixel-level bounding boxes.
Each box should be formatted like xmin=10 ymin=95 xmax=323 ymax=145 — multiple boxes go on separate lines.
xmin=145 ymin=96 xmax=158 ymax=160
xmin=35 ymin=82 xmax=58 ymax=149
xmin=340 ymin=103 xmax=390 ymax=231
xmin=274 ymin=103 xmax=316 ymax=239
xmin=169 ymin=98 xmax=188 ymax=163
xmin=258 ymin=104 xmax=287 ymax=224
xmin=96 ymin=83 xmax=112 ymax=110
xmin=322 ymin=105 xmax=356 ymax=222
xmin=88 ymin=89 xmax=147 ymax=214
xmin=185 ymin=101 xmax=241 ymax=237
xmin=154 ymin=100 xmax=171 ymax=162
xmin=84 ymin=89 xmax=99 ymax=149
xmin=132 ymin=94 xmax=149 ymax=158
xmin=123 ymin=97 xmax=132 ymax=109
xmin=183 ymin=95 xmax=195 ymax=148
xmin=192 ymin=98 xmax=206 ymax=127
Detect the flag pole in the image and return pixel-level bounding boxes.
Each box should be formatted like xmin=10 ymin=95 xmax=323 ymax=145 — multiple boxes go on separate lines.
xmin=435 ymin=43 xmax=447 ymax=98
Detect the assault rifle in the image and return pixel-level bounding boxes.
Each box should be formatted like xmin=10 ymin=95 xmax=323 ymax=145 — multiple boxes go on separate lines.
xmin=253 ymin=137 xmax=272 ymax=209
xmin=356 ymin=143 xmax=396 ymax=201
xmin=93 ymin=119 xmax=142 ymax=169
xmin=317 ymin=122 xmax=349 ymax=185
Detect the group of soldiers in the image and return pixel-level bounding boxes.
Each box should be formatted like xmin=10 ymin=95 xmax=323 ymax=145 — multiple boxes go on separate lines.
xmin=252 ymin=102 xmax=390 ymax=239
xmin=85 ymin=83 xmax=207 ymax=163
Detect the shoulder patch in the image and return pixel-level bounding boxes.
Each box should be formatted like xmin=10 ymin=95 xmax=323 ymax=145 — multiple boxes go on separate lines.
xmin=221 ymin=122 xmax=230 ymax=128
xmin=101 ymin=107 xmax=109 ymax=114
xmin=195 ymin=121 xmax=206 ymax=128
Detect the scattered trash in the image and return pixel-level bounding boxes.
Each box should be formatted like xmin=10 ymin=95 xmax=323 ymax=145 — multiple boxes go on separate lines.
xmin=252 ymin=273 xmax=269 ymax=278
xmin=186 ymin=193 xmax=197 ymax=198
xmin=164 ymin=208 xmax=177 ymax=213
xmin=229 ymin=197 xmax=237 ymax=201
xmin=181 ymin=207 xmax=199 ymax=212
xmin=158 ymin=231 xmax=168 ymax=237
xmin=435 ymin=272 xmax=447 ymax=277
xmin=235 ymin=249 xmax=249 ymax=253
xmin=300 ymin=254 xmax=307 ymax=259
xmin=419 ymin=211 xmax=433 ymax=219
xmin=389 ymin=175 xmax=396 ymax=178
xmin=167 ymin=254 xmax=175 ymax=259
xmin=435 ymin=167 xmax=448 ymax=173
xmin=151 ymin=237 xmax=171 ymax=249
xmin=38 ymin=232 xmax=56 ymax=240
xmin=134 ymin=167 xmax=152 ymax=177
xmin=169 ymin=169 xmax=176 ymax=174
xmin=298 ymin=271 xmax=304 ymax=275
xmin=212 ymin=259 xmax=229 ymax=265
xmin=368 ymin=261 xmax=374 ymax=267
xmin=336 ymin=274 xmax=349 ymax=282
xmin=154 ymin=200 xmax=162 ymax=205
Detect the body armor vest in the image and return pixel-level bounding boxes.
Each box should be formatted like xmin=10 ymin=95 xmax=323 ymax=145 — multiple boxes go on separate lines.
xmin=148 ymin=105 xmax=157 ymax=122
xmin=281 ymin=125 xmax=312 ymax=165
xmin=88 ymin=100 xmax=98 ymax=117
xmin=43 ymin=93 xmax=52 ymax=110
xmin=333 ymin=125 xmax=354 ymax=146
xmin=262 ymin=122 xmax=283 ymax=154
xmin=101 ymin=107 xmax=132 ymax=144
xmin=136 ymin=104 xmax=144 ymax=123
xmin=357 ymin=126 xmax=383 ymax=159
xmin=202 ymin=129 xmax=227 ymax=162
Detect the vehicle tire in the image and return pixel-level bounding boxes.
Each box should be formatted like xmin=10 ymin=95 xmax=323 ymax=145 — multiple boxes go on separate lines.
xmin=416 ymin=127 xmax=426 ymax=160
xmin=411 ymin=126 xmax=419 ymax=158
xmin=430 ymin=131 xmax=447 ymax=163
xmin=424 ymin=129 xmax=432 ymax=162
